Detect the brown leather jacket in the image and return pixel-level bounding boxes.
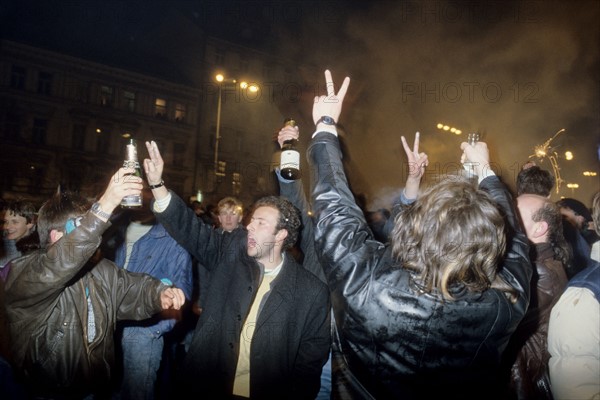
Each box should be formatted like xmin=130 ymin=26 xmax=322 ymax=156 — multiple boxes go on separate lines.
xmin=507 ymin=242 xmax=568 ymax=399
xmin=4 ymin=212 xmax=167 ymax=398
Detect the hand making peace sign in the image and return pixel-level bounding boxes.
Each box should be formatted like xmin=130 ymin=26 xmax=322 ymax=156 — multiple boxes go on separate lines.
xmin=312 ymin=69 xmax=351 ymax=125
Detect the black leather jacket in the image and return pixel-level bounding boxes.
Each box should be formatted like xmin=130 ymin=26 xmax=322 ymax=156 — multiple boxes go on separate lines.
xmin=4 ymin=212 xmax=167 ymax=398
xmin=308 ymin=132 xmax=532 ymax=399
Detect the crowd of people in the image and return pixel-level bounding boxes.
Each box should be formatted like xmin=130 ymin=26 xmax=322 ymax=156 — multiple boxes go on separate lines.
xmin=1 ymin=69 xmax=599 ymax=400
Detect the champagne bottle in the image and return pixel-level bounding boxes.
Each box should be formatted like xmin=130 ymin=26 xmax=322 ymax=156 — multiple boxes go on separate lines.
xmin=463 ymin=132 xmax=480 ymax=181
xmin=120 ymin=139 xmax=143 ymax=207
xmin=279 ymin=118 xmax=300 ymax=180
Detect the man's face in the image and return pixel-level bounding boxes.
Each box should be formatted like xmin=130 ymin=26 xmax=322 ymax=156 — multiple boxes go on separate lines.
xmin=246 ymin=206 xmax=283 ymax=262
xmin=517 ymin=194 xmax=546 ymax=242
xmin=218 ymin=206 xmax=242 ymax=232
xmin=3 ymin=211 xmax=32 ymax=241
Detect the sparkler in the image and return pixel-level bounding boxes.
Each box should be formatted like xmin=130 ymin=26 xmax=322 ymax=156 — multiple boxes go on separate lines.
xmin=529 ymin=128 xmax=566 ymax=194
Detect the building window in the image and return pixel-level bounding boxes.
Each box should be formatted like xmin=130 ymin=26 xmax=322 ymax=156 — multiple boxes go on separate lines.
xmin=75 ymin=81 xmax=89 ymax=103
xmin=100 ymin=85 xmax=114 ymax=107
xmin=4 ymin=113 xmax=21 ymax=140
xmin=96 ymin=128 xmax=110 ymax=154
xmin=175 ymin=103 xmax=186 ymax=122
xmin=123 ymin=91 xmax=136 ymax=112
xmin=232 ymin=172 xmax=242 ymax=196
xmin=215 ymin=48 xmax=225 ymax=65
xmin=173 ymin=143 xmax=186 ymax=166
xmin=32 ymin=118 xmax=48 ymax=145
xmin=37 ymin=72 xmax=53 ymax=95
xmin=155 ymin=98 xmax=167 ymax=118
xmin=72 ymin=124 xmax=86 ymax=150
xmin=10 ymin=66 xmax=26 ymax=90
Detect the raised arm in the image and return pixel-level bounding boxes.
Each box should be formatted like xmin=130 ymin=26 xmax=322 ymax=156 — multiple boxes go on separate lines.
xmin=142 ymin=141 xmax=225 ymax=266
xmin=277 ymin=124 xmax=326 ymax=282
xmin=307 ymin=70 xmax=388 ymax=292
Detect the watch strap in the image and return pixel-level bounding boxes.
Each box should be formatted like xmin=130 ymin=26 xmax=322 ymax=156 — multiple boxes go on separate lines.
xmin=148 ymin=180 xmax=165 ymax=190
xmin=91 ymin=202 xmax=111 ymax=219
xmin=316 ymin=115 xmax=336 ymax=126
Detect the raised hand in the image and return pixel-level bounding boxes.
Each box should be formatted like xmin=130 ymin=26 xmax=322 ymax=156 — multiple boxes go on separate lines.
xmin=460 ymin=141 xmax=491 ymax=179
xmin=97 ymin=167 xmax=143 ymax=217
xmin=277 ymin=124 xmax=300 ymax=149
xmin=401 ymin=132 xmax=429 ymax=200
xmin=401 ymin=132 xmax=429 ymax=182
xmin=313 ymin=69 xmax=350 ymax=125
xmin=143 ymin=141 xmax=164 ymax=186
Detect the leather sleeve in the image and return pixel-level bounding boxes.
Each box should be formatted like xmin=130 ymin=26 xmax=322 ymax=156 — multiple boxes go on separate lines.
xmin=5 ymin=211 xmax=109 ymax=308
xmin=479 ymin=176 xmax=533 ymax=332
xmin=307 ymin=132 xmax=385 ymax=296
xmin=278 ymin=174 xmax=327 ymax=283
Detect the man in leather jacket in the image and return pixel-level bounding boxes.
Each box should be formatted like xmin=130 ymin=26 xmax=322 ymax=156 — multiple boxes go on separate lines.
xmin=3 ymin=167 xmax=185 ymax=399
xmin=505 ymin=194 xmax=569 ymax=399
xmin=307 ymin=70 xmax=532 ymax=399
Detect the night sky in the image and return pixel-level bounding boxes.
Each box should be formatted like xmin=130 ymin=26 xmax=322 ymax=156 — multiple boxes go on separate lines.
xmin=2 ymin=0 xmax=599 ymax=208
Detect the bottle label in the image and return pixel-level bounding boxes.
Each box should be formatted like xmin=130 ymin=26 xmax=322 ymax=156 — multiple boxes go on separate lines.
xmin=280 ymin=150 xmax=300 ymax=169
xmin=121 ymin=194 xmax=142 ymax=207
xmin=122 ymin=160 xmax=140 ymax=169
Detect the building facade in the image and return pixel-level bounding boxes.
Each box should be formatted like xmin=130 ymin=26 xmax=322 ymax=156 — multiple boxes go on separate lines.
xmin=1 ymin=37 xmax=313 ymax=209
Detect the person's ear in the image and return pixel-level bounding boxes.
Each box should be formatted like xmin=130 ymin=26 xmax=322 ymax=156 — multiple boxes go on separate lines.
xmin=49 ymin=229 xmax=64 ymax=244
xmin=275 ymin=228 xmax=288 ymax=243
xmin=533 ymin=220 xmax=549 ymax=239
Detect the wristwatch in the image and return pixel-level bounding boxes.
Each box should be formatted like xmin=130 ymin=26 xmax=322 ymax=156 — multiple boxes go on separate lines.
xmin=316 ymin=116 xmax=336 ymax=126
xmin=91 ymin=202 xmax=111 ymax=220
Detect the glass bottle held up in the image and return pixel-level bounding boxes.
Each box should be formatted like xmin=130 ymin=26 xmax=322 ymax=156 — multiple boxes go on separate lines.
xmin=121 ymin=138 xmax=143 ymax=207
xmin=463 ymin=132 xmax=480 ymax=182
xmin=279 ymin=118 xmax=300 ymax=180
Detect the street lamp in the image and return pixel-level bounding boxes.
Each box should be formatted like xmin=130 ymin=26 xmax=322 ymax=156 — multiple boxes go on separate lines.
xmin=436 ymin=122 xmax=462 ymax=135
xmin=566 ymin=183 xmax=579 ymax=196
xmin=213 ymin=73 xmax=259 ymax=177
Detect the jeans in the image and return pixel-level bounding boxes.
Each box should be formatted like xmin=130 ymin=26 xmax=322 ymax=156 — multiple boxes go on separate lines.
xmin=119 ymin=326 xmax=164 ymax=400
xmin=316 ymin=350 xmax=332 ymax=400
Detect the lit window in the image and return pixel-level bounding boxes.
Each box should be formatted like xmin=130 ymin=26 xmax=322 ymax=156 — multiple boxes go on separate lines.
xmin=175 ymin=103 xmax=186 ymax=122
xmin=155 ymin=98 xmax=167 ymax=118
xmin=232 ymin=172 xmax=242 ymax=196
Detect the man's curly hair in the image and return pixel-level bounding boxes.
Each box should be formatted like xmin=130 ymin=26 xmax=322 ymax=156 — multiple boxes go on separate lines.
xmin=252 ymin=196 xmax=301 ymax=250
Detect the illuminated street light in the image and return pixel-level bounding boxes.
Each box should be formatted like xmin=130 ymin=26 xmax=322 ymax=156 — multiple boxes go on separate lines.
xmin=213 ymin=73 xmax=259 ymax=178
xmin=436 ymin=122 xmax=462 ymax=136
xmin=566 ymin=182 xmax=579 ymax=196
xmin=583 ymin=171 xmax=598 ymax=177
xmin=564 ymin=151 xmax=573 ymax=161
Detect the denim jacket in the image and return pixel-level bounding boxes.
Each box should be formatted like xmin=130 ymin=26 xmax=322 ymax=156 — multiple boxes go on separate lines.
xmin=115 ymin=222 xmax=193 ymax=334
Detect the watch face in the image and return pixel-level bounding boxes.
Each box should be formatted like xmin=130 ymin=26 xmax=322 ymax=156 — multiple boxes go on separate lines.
xmin=320 ymin=116 xmax=335 ymax=125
